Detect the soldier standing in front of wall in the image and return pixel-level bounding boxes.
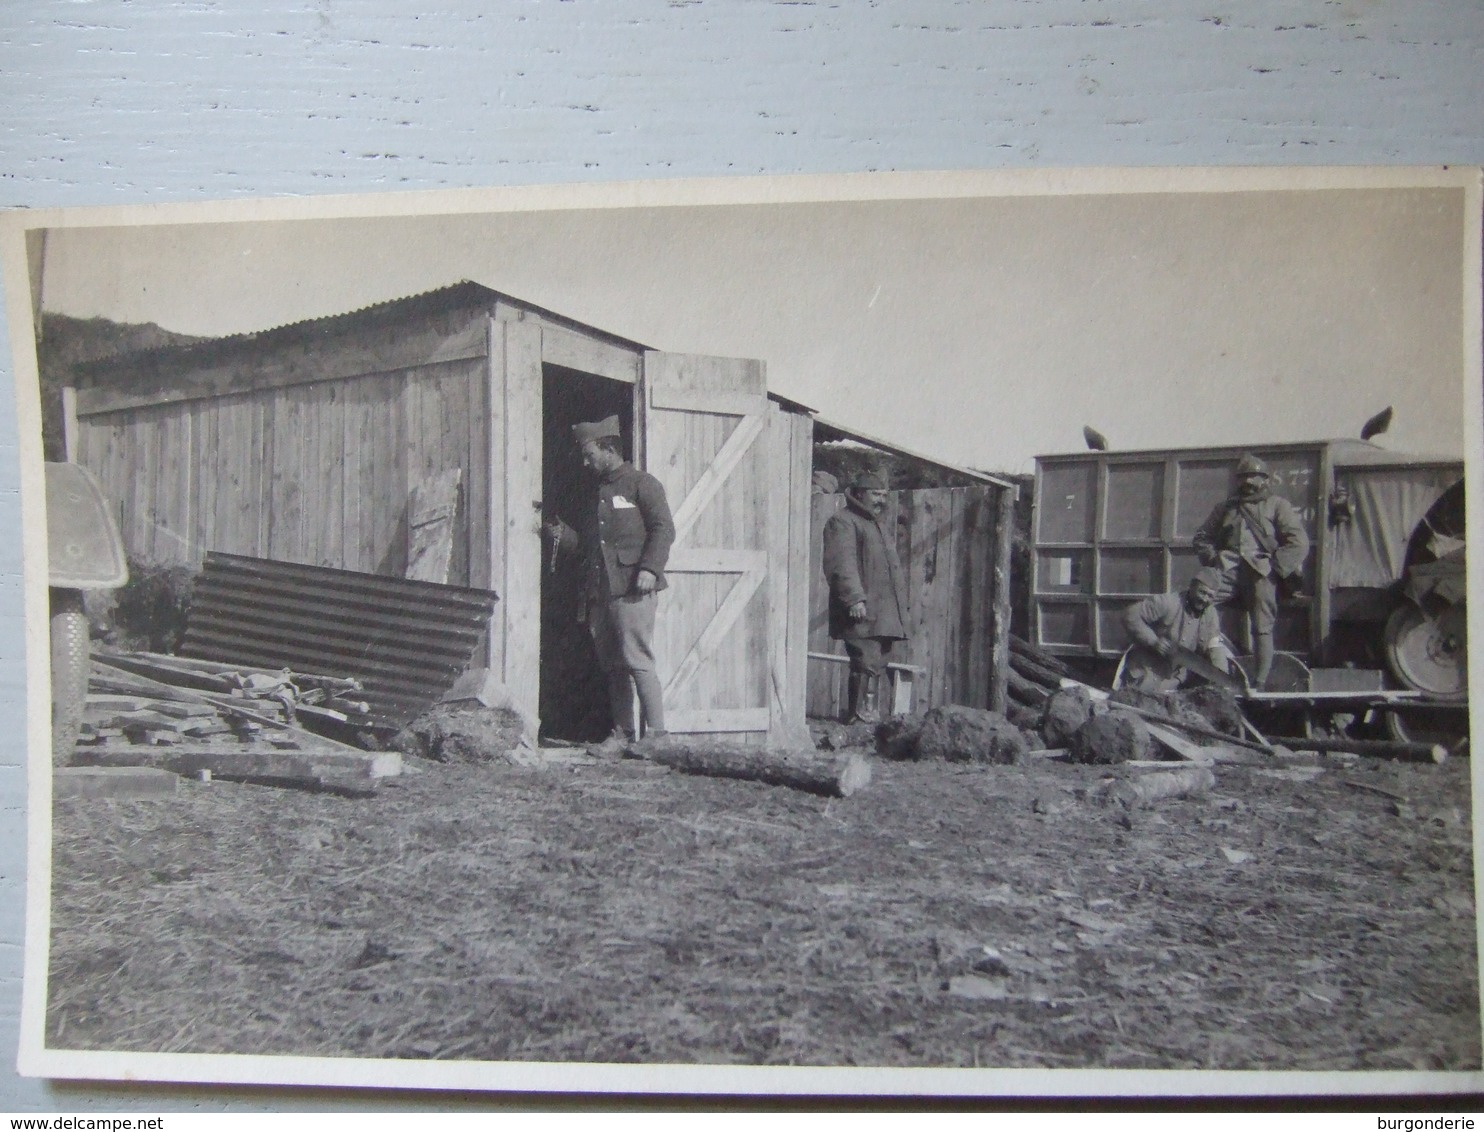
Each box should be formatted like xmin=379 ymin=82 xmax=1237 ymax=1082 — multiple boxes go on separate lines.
xmin=1193 ymin=453 xmax=1310 ymax=690
xmin=545 ymin=415 xmax=675 ymax=755
xmin=822 ymin=471 xmax=908 ymax=724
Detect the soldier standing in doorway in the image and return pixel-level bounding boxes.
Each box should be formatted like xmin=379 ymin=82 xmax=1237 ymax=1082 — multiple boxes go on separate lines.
xmin=545 ymin=415 xmax=675 ymax=755
xmin=822 ymin=470 xmax=908 ymax=724
xmin=1192 ymin=453 xmax=1310 ymax=690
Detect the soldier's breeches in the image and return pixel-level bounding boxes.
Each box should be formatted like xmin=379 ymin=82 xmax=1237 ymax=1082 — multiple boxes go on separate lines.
xmin=1235 ymin=570 xmax=1279 ymax=634
xmin=844 ymin=637 xmax=896 ymax=678
xmin=589 ymin=592 xmax=663 ymax=734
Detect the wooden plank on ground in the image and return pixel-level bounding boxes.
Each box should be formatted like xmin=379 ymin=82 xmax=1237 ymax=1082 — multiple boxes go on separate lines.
xmin=72 ymin=744 xmax=401 ymax=788
xmin=90 ymin=652 xmax=234 ymax=692
xmin=1144 ymin=721 xmax=1215 ymax=764
xmin=53 ymin=766 xmax=179 ymax=800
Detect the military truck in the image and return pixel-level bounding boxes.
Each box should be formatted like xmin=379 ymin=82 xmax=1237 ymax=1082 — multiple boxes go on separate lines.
xmin=1029 ymin=439 xmax=1466 ymax=740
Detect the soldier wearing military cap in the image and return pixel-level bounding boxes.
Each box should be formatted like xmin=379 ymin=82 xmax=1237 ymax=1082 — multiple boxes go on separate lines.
xmin=1192 ymin=453 xmax=1310 ymax=689
xmin=1121 ymin=566 xmax=1235 ymax=694
xmin=544 ymin=415 xmax=675 ymax=753
xmin=821 ymin=470 xmax=908 ymax=723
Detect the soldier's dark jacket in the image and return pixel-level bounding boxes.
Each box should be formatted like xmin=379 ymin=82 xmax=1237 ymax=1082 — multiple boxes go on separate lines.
xmin=557 ymin=462 xmax=675 ymax=602
xmin=1193 ymin=491 xmax=1309 ymax=580
xmin=821 ymin=495 xmax=908 ymax=641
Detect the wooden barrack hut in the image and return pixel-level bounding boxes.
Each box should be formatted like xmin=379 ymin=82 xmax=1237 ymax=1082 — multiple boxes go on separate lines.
xmin=64 ymin=282 xmax=1016 ymax=743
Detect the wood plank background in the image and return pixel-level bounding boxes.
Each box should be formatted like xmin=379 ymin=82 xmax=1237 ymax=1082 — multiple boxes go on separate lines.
xmin=1 ymin=0 xmax=1480 ymax=1112
xmin=75 ymin=356 xmax=490 ymax=585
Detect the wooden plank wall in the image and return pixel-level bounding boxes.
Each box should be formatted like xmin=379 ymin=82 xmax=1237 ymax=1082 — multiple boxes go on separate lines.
xmin=74 ymin=355 xmax=491 ymax=586
xmin=807 ymin=484 xmax=1006 ymax=719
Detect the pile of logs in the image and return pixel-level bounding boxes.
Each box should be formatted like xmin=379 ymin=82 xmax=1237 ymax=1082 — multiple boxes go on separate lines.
xmin=65 ymin=651 xmax=400 ymax=794
xmin=1005 ymin=635 xmax=1073 ymax=710
xmin=1003 ymin=635 xmax=1449 ymax=764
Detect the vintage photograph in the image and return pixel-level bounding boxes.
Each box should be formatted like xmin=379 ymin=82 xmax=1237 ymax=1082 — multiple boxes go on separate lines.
xmin=10 ymin=170 xmax=1480 ymax=1091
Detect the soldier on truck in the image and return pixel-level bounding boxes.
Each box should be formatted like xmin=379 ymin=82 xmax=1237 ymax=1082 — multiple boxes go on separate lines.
xmin=1192 ymin=453 xmax=1310 ymax=690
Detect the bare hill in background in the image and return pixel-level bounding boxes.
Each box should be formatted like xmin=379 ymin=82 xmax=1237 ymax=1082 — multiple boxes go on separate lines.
xmin=36 ymin=313 xmax=207 ymax=460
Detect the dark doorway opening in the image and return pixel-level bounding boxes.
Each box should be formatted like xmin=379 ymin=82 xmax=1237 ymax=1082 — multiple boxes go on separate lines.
xmin=539 ymin=364 xmax=635 ymax=742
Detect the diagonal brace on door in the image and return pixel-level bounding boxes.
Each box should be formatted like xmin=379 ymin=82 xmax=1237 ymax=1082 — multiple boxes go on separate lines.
xmin=662 ymin=549 xmax=767 ymax=700
xmin=668 ymin=409 xmax=766 ymax=544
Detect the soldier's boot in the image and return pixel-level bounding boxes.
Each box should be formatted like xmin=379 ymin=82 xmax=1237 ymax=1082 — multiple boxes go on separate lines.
xmin=1253 ymin=632 xmax=1275 ymax=690
xmin=591 ymin=672 xmax=636 ymax=757
xmin=844 ymin=671 xmax=866 ymax=724
xmin=858 ymin=673 xmax=881 ymax=725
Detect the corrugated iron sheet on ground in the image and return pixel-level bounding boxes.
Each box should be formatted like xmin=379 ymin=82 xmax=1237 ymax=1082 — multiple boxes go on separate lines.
xmin=179 ymin=552 xmax=499 ymax=730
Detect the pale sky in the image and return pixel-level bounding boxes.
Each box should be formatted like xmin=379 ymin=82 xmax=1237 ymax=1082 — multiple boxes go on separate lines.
xmin=36 ymin=185 xmax=1468 ymax=474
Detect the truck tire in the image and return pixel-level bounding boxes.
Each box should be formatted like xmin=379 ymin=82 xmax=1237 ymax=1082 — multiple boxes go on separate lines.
xmin=1383 ymin=600 xmax=1467 ymax=701
xmin=50 ymin=587 xmax=90 ymax=767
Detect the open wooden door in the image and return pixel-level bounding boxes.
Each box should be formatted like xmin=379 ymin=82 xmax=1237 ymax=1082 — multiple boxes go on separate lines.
xmin=639 ymin=351 xmax=808 ymax=745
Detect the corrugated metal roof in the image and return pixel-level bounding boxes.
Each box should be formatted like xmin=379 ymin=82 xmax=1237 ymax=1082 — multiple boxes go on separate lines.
xmin=179 ymin=552 xmax=499 ymax=730
xmin=72 ymin=280 xmax=655 ymax=381
xmin=74 ymin=281 xmax=1017 ymax=479
xmin=814 ymin=417 xmax=1019 ymax=491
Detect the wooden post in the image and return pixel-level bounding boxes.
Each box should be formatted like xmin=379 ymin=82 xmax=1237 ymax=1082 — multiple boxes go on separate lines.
xmin=61 ymin=385 xmax=78 ymax=462
xmin=1313 ymin=443 xmax=1334 ymax=665
xmin=989 ymin=483 xmax=1015 ymax=713
xmin=484 ymin=318 xmax=504 ymax=673
xmin=502 ymin=319 xmax=543 ymax=735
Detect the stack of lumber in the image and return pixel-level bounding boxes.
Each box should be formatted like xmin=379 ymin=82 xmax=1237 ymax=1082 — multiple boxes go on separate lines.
xmin=91 ymin=651 xmax=373 ymax=728
xmin=67 ymin=651 xmax=399 ymax=794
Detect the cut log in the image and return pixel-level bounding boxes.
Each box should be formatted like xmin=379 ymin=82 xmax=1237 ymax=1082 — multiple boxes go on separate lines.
xmin=624 ymin=736 xmax=872 ymax=798
xmin=1268 ymin=736 xmax=1449 ymax=763
xmin=1010 ymin=635 xmax=1072 ymax=676
xmin=1007 ymin=669 xmax=1050 ymax=706
xmin=1099 ymin=766 xmax=1216 ymax=809
xmin=1008 ymin=652 xmax=1066 ymax=690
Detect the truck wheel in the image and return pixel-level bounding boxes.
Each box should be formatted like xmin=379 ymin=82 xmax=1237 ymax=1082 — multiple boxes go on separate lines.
xmin=1384 ymin=706 xmax=1469 ymax=752
xmin=50 ymin=588 xmax=90 ymax=767
xmin=1383 ymin=600 xmax=1467 ymax=701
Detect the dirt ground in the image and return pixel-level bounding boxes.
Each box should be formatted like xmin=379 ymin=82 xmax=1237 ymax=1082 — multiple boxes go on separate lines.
xmin=45 ymin=739 xmax=1480 ymax=1072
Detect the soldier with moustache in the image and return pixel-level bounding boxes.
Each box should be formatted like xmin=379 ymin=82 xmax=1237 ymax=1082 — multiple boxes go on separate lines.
xmin=544 ymin=415 xmax=675 ymax=754
xmin=821 ymin=470 xmax=909 ymax=724
xmin=1121 ymin=566 xmax=1234 ymax=694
